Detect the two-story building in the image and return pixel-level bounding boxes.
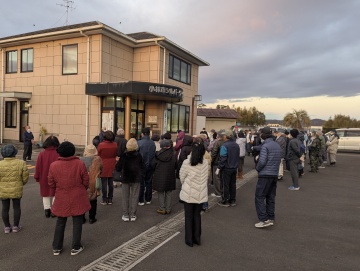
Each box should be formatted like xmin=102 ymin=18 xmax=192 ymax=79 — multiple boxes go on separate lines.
xmin=0 ymin=21 xmax=209 ymax=145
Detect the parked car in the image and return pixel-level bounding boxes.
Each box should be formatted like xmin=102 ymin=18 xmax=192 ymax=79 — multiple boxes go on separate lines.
xmin=336 ymin=128 xmax=360 ymax=151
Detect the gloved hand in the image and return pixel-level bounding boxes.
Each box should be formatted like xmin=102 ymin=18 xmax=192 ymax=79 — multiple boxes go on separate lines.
xmin=215 ymin=168 xmax=220 ymax=175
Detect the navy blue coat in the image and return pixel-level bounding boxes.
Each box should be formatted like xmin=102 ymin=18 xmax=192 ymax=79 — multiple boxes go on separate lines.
xmin=137 ymin=135 xmax=156 ymax=168
xmin=256 ymin=138 xmax=282 ymax=177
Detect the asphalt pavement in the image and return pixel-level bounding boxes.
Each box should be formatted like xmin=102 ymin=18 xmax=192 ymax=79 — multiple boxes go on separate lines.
xmin=0 ymin=150 xmax=359 ymax=271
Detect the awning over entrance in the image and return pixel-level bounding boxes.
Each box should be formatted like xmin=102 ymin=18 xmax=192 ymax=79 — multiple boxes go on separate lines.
xmin=0 ymin=91 xmax=32 ymax=99
xmin=85 ymin=81 xmax=183 ymax=103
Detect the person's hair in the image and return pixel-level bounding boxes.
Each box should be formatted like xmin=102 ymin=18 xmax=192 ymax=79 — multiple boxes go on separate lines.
xmin=163 ymin=132 xmax=171 ymax=139
xmin=42 ymin=136 xmax=60 ymax=149
xmin=103 ymin=131 xmax=115 ymax=141
xmin=190 ymin=137 xmax=205 ymax=166
xmin=151 ymin=134 xmax=160 ymax=141
xmin=57 ymin=141 xmax=75 ymax=157
xmin=142 ymin=127 xmax=150 ymax=136
xmin=92 ymin=136 xmax=100 ymax=148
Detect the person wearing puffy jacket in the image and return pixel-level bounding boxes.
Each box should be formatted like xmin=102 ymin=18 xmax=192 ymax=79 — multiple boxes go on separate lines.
xmin=254 ymin=127 xmax=281 ymax=228
xmin=0 ymin=145 xmax=29 ymax=234
xmin=179 ymin=137 xmax=208 ymax=247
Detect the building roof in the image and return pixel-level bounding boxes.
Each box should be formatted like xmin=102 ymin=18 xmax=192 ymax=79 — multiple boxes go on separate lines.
xmin=197 ymin=108 xmax=240 ymax=119
xmin=0 ymin=21 xmax=209 ymax=66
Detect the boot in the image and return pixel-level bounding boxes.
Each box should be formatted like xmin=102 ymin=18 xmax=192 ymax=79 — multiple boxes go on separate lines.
xmin=237 ymin=171 xmax=243 ymax=179
xmin=45 ymin=209 xmax=51 ymax=218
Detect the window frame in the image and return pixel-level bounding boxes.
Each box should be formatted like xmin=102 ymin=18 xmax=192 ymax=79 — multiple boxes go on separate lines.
xmin=168 ymin=54 xmax=191 ymax=85
xmin=5 ymin=101 xmax=17 ymax=128
xmin=167 ymin=103 xmax=190 ymax=133
xmin=21 ymin=48 xmax=34 ymax=73
xmin=62 ymin=44 xmax=78 ymax=75
xmin=6 ymin=50 xmax=18 ymax=74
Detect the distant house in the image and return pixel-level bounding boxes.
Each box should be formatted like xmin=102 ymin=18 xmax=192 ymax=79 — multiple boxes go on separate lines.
xmin=196 ymin=108 xmax=240 ymax=134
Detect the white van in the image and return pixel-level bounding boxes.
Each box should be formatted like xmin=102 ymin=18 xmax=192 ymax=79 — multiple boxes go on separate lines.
xmin=335 ymin=128 xmax=360 ymax=151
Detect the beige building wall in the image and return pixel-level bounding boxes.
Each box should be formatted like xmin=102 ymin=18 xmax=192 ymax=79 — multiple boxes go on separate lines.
xmin=205 ymin=118 xmax=237 ymax=132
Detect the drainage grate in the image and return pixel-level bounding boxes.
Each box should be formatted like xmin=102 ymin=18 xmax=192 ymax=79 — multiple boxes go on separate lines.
xmin=79 ymin=169 xmax=257 ymax=271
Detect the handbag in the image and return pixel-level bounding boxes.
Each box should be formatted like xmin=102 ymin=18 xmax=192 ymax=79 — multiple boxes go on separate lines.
xmin=112 ymin=169 xmax=123 ymax=182
xmin=95 ymin=177 xmax=102 ymax=190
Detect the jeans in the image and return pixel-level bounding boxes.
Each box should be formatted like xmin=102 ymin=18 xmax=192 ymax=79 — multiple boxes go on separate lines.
xmin=139 ymin=167 xmax=153 ymax=203
xmin=212 ymin=166 xmax=222 ymax=196
xmin=89 ymin=199 xmax=97 ymax=220
xmin=255 ymin=177 xmax=277 ymax=221
xmin=23 ymin=144 xmax=32 ymax=160
xmin=101 ymin=177 xmax=114 ymax=201
xmin=2 ymin=198 xmax=21 ymax=227
xmin=158 ymin=191 xmax=172 ymax=212
xmin=122 ymin=183 xmax=140 ymax=216
xmin=221 ymin=168 xmax=237 ymax=203
xmin=52 ymin=215 xmax=83 ymax=250
xmin=184 ymin=202 xmax=202 ymax=246
xmin=289 ymin=159 xmax=300 ymax=187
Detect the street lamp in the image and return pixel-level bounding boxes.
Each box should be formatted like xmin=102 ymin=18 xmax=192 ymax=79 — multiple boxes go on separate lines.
xmin=191 ymin=95 xmax=202 ymax=135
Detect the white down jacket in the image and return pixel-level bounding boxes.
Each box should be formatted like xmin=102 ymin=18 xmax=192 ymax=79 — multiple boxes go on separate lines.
xmin=179 ymin=154 xmax=208 ymax=204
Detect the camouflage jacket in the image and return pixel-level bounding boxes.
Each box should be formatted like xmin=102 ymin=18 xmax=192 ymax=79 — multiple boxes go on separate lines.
xmin=309 ymin=137 xmax=321 ymax=155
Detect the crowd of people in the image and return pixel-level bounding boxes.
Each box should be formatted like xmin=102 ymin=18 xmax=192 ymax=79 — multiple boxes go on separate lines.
xmin=0 ymin=125 xmax=340 ymax=254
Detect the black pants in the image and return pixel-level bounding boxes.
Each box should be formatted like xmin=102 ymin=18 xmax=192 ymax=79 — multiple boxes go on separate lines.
xmin=221 ymin=168 xmax=237 ymax=203
xmin=183 ymin=202 xmax=202 ymax=246
xmin=89 ymin=199 xmax=97 ymax=220
xmin=2 ymin=199 xmax=21 ymax=227
xmin=23 ymin=144 xmax=32 ymax=160
xmin=255 ymin=177 xmax=277 ymax=221
xmin=52 ymin=215 xmax=83 ymax=250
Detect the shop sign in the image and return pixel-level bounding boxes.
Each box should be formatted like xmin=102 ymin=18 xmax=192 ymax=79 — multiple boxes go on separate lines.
xmin=149 ymin=85 xmax=183 ymax=98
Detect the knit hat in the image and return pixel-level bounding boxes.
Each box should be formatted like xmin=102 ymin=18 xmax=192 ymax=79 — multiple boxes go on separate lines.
xmin=126 ymin=138 xmax=138 ymax=151
xmin=1 ymin=144 xmax=18 ymax=158
xmin=160 ymin=139 xmax=172 ymax=149
xmin=83 ymin=144 xmax=97 ymax=157
xmin=57 ymin=142 xmax=76 ymax=157
xmin=261 ymin=127 xmax=272 ymax=135
xmin=290 ymin=129 xmax=299 ymax=138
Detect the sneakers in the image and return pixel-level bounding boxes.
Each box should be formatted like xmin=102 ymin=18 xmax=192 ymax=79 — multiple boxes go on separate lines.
xmin=4 ymin=226 xmax=12 ymax=234
xmin=277 ymin=176 xmax=283 ymax=180
xmin=146 ymin=201 xmax=151 ymax=205
xmin=89 ymin=218 xmax=97 ymax=224
xmin=265 ymin=219 xmax=274 ymax=226
xmin=100 ymin=201 xmax=107 ymax=205
xmin=71 ymin=246 xmax=84 ymax=256
xmin=288 ymin=186 xmax=300 ymax=191
xmin=319 ymin=165 xmax=326 ymax=169
xmin=130 ymin=215 xmax=137 ymax=222
xmin=217 ymin=200 xmax=230 ymax=207
xmin=210 ymin=193 xmax=221 ymax=198
xmin=53 ymin=249 xmax=62 ymax=256
xmin=255 ymin=220 xmax=272 ymax=228
xmin=157 ymin=209 xmax=166 ymax=215
xmin=107 ymin=199 xmax=113 ymax=205
xmin=229 ymin=202 xmax=236 ymax=207
xmin=138 ymin=202 xmax=145 ymax=206
xmin=122 ymin=215 xmax=130 ymax=222
xmin=12 ymin=225 xmax=22 ymax=233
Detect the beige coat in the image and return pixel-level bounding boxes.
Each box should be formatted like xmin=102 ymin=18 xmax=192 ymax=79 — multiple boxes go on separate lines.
xmin=179 ymin=154 xmax=208 ymax=204
xmin=326 ymin=135 xmax=339 ymax=154
xmin=0 ymin=158 xmax=29 ymax=199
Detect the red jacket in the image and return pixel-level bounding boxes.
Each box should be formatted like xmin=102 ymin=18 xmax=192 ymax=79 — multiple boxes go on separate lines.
xmin=98 ymin=141 xmax=118 ymax=177
xmin=48 ymin=156 xmax=91 ymax=217
xmin=34 ymin=147 xmax=59 ymax=197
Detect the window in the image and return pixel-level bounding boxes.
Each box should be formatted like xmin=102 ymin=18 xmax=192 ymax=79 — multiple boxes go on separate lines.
xmin=21 ymin=48 xmax=34 ymax=72
xmin=5 ymin=101 xmax=17 ymax=128
xmin=6 ymin=51 xmax=17 ymax=73
xmin=168 ymin=54 xmax=191 ymax=84
xmin=167 ymin=103 xmax=190 ymax=133
xmin=62 ymin=44 xmax=78 ymax=74
xmin=346 ymin=130 xmax=360 ymax=137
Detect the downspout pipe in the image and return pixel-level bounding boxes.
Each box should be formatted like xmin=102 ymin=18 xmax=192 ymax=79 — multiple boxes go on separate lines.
xmin=80 ymin=30 xmax=90 ymax=146
xmin=0 ymin=48 xmax=4 ymax=144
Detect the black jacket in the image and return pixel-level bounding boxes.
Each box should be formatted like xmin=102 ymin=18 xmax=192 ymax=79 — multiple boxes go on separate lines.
xmin=177 ymin=135 xmax=193 ymax=174
xmin=152 ymin=148 xmax=177 ymax=192
xmin=114 ymin=135 xmax=127 ymax=157
xmin=115 ymin=151 xmax=143 ymax=183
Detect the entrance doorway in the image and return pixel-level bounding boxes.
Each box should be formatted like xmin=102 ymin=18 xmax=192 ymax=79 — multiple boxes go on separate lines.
xmin=19 ymin=101 xmax=29 ymax=142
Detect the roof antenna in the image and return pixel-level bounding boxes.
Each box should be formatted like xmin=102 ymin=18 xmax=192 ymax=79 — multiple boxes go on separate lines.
xmin=56 ymin=0 xmax=76 ymax=26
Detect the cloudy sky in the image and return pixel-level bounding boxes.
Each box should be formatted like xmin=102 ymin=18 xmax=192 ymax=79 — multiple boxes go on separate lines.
xmin=2 ymin=0 xmax=360 ymax=120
